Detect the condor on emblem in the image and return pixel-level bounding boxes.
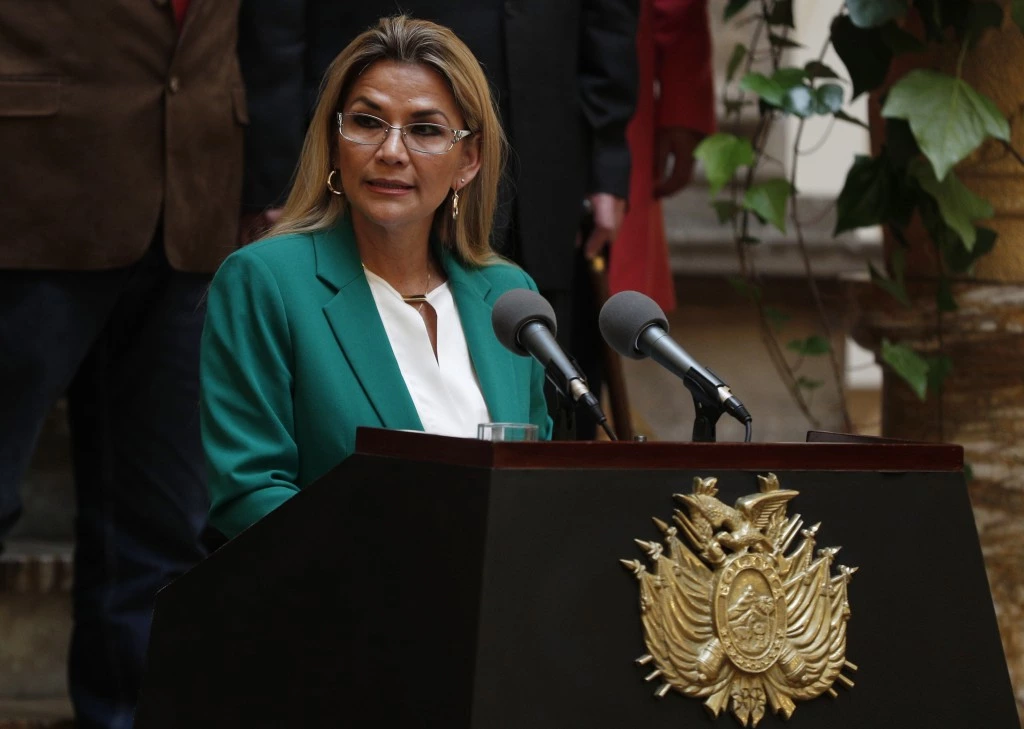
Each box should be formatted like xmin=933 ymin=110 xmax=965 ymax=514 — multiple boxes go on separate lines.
xmin=622 ymin=474 xmax=857 ymax=726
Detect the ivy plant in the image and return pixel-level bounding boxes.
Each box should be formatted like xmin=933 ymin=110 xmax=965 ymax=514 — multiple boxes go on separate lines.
xmin=697 ymin=0 xmax=1019 ymax=424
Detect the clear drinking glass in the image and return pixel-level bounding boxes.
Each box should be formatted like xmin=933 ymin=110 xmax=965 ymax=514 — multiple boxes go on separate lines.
xmin=477 ymin=422 xmax=539 ymax=442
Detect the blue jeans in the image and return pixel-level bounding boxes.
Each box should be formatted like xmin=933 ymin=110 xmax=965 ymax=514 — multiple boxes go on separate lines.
xmin=0 ymin=240 xmax=210 ymax=729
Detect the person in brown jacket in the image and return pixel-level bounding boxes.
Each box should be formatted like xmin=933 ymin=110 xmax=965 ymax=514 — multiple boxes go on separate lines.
xmin=0 ymin=2 xmax=245 ymax=727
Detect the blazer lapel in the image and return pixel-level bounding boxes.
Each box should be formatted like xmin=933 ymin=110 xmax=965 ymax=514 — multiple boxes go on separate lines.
xmin=445 ymin=256 xmax=524 ymax=423
xmin=314 ymin=223 xmax=423 ymax=431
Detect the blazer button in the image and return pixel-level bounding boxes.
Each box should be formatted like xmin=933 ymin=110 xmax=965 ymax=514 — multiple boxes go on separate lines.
xmin=168 ymin=76 xmax=181 ymax=94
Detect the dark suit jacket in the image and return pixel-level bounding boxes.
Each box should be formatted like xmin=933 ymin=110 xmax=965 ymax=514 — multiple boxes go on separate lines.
xmin=0 ymin=0 xmax=247 ymax=272
xmin=238 ymin=0 xmax=638 ymax=291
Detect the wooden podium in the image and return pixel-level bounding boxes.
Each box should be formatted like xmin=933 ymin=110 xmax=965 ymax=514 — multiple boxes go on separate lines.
xmin=135 ymin=429 xmax=1018 ymax=728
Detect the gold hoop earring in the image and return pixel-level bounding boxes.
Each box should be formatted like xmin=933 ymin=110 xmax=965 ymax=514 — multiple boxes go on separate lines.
xmin=326 ymin=169 xmax=343 ymax=196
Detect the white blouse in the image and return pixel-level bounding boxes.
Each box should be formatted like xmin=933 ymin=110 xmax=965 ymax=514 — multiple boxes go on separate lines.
xmin=364 ymin=269 xmax=491 ymax=437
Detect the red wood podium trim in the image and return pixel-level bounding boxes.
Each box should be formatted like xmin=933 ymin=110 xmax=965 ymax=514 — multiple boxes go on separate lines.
xmin=354 ymin=428 xmax=963 ymax=472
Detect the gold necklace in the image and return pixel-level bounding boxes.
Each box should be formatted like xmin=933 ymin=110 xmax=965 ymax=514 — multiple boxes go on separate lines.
xmin=400 ymin=267 xmax=431 ymax=313
xmin=362 ymin=263 xmax=431 ymax=313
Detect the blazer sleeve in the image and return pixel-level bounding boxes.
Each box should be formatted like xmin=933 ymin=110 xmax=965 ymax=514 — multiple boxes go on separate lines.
xmin=653 ymin=0 xmax=716 ymax=136
xmin=237 ymin=0 xmax=310 ymax=211
xmin=579 ymin=0 xmax=641 ymax=198
xmin=201 ymin=251 xmax=300 ymax=539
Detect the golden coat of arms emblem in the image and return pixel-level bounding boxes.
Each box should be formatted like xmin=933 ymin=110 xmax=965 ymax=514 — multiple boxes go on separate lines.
xmin=621 ymin=474 xmax=857 ymax=727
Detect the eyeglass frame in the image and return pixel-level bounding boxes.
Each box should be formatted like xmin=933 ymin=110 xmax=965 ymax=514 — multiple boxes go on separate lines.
xmin=336 ymin=111 xmax=473 ymax=155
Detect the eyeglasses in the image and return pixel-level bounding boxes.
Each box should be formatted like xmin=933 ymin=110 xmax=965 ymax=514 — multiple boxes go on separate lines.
xmin=337 ymin=112 xmax=472 ymax=155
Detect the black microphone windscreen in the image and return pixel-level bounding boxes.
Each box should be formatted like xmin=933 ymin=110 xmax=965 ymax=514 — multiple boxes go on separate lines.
xmin=491 ymin=288 xmax=558 ymax=356
xmin=599 ymin=291 xmax=669 ymax=360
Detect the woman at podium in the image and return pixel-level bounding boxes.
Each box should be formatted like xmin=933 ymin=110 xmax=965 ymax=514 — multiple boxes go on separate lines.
xmin=199 ymin=16 xmax=552 ymax=539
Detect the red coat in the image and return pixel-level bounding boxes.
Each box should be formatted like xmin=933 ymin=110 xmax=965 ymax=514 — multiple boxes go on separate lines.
xmin=609 ymin=0 xmax=715 ymax=311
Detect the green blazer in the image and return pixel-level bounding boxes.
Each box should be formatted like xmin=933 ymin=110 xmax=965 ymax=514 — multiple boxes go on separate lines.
xmin=201 ymin=220 xmax=551 ymax=539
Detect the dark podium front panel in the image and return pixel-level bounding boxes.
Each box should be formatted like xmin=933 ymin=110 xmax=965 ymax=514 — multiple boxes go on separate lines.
xmin=135 ymin=431 xmax=1018 ymax=729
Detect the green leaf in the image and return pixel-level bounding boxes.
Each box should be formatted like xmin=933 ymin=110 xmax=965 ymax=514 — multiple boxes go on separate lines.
xmin=796 ymin=376 xmax=825 ymax=390
xmin=870 ymin=246 xmax=910 ymax=306
xmin=834 ymin=110 xmax=870 ymax=129
xmin=768 ymin=0 xmax=795 ymax=27
xmin=728 ymin=276 xmax=762 ymax=302
xmin=724 ymin=0 xmax=753 ymax=21
xmin=881 ymin=339 xmax=929 ymax=400
xmin=727 ymin=43 xmax=748 ymax=83
xmin=743 ymin=179 xmax=794 ymax=232
xmin=763 ymin=306 xmax=791 ymax=331
xmin=909 ymin=159 xmax=993 ymax=249
xmin=769 ymin=32 xmax=804 ymax=49
xmin=835 ymin=155 xmax=895 ymax=234
xmin=882 ymin=69 xmax=1011 ymax=181
xmin=880 ymin=21 xmax=927 ymax=53
xmin=936 ymin=275 xmax=958 ymax=312
xmin=804 ymin=61 xmax=842 ymax=80
xmin=890 ymin=174 xmax=920 ymax=227
xmin=943 ymin=226 xmax=997 ymax=273
xmin=963 ymin=462 xmax=974 ymax=483
xmin=773 ymin=67 xmax=810 ymax=87
xmin=918 ymin=194 xmax=968 ymax=261
xmin=891 ymin=242 xmax=908 ymax=275
xmin=966 ymin=2 xmax=1005 ymax=47
xmin=846 ymin=0 xmax=909 ymax=28
xmin=815 ymin=84 xmax=845 ymax=113
xmin=830 ymin=16 xmax=893 ymax=98
xmin=740 ymin=69 xmax=808 ymax=108
xmin=883 ymin=117 xmax=919 ymax=170
xmin=926 ymin=354 xmax=953 ymax=392
xmin=740 ymin=73 xmax=786 ymax=106
xmin=1013 ymin=0 xmax=1024 ymax=33
xmin=711 ymin=200 xmax=741 ymax=223
xmin=787 ymin=335 xmax=831 ymax=356
xmin=870 ymin=263 xmax=912 ymax=306
xmin=693 ymin=133 xmax=755 ymax=196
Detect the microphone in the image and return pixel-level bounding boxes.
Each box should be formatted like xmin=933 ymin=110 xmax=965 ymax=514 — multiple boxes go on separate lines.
xmin=491 ymin=288 xmax=614 ymax=439
xmin=599 ymin=291 xmax=752 ymax=435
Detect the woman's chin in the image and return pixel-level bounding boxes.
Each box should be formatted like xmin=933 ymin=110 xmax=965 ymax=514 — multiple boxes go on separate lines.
xmin=349 ymin=203 xmax=435 ymax=235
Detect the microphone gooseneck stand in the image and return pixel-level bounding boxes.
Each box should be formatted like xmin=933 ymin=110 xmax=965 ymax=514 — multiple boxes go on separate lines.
xmin=544 ymin=357 xmax=617 ymax=442
xmin=682 ymin=371 xmax=753 ymax=444
xmin=689 ymin=383 xmax=725 ymax=443
xmin=689 ymin=393 xmax=753 ymax=443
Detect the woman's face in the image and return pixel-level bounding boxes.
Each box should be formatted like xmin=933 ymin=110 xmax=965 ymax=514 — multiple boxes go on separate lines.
xmin=334 ymin=60 xmax=480 ymax=238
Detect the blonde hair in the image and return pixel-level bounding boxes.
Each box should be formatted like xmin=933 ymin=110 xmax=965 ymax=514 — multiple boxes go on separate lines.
xmin=268 ymin=15 xmax=506 ymax=267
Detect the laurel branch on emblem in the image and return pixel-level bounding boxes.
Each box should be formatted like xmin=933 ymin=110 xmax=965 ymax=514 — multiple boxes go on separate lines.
xmin=621 ymin=474 xmax=858 ymax=727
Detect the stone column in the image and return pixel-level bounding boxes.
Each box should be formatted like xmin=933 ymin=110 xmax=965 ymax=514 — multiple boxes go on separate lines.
xmin=848 ymin=7 xmax=1024 ymax=719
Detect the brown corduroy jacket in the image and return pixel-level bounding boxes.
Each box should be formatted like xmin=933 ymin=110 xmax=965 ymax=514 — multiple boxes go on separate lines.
xmin=0 ymin=0 xmax=247 ymax=272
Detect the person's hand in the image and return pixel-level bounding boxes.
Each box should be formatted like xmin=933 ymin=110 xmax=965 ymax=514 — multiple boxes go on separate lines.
xmin=583 ymin=193 xmax=627 ymax=260
xmin=654 ymin=127 xmax=703 ymax=198
xmin=238 ymin=207 xmax=283 ymax=246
